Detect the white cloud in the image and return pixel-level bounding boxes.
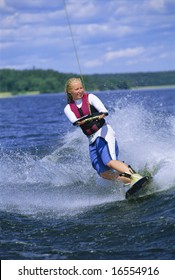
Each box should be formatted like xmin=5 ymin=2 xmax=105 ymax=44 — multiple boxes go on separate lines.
xmin=0 ymin=0 xmax=174 ymax=73
xmin=105 ymin=47 xmax=145 ymax=61
xmin=159 ymin=52 xmax=168 ymax=58
xmin=84 ymin=59 xmax=103 ymax=68
xmin=3 ymin=0 xmax=62 ymax=10
xmin=0 ymin=41 xmax=15 ymax=49
xmin=0 ymin=0 xmax=5 ymax=7
xmin=147 ymin=0 xmax=165 ymax=10
xmin=65 ymin=0 xmax=97 ymax=19
xmin=146 ymin=0 xmax=175 ymax=11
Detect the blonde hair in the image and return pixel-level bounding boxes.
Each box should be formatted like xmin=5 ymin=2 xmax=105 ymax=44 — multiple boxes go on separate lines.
xmin=65 ymin=77 xmax=82 ymax=104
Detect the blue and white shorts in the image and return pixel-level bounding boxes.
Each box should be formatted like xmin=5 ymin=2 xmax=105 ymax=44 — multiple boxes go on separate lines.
xmin=89 ymin=136 xmax=119 ymax=175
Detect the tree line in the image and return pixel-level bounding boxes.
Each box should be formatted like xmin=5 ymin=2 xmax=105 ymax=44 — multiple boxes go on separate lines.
xmin=0 ymin=68 xmax=175 ymax=95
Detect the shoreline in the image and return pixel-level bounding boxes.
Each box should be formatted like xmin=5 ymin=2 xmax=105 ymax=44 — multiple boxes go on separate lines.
xmin=131 ymin=84 xmax=175 ymax=90
xmin=0 ymin=91 xmax=40 ymax=99
xmin=1 ymin=85 xmax=175 ymax=99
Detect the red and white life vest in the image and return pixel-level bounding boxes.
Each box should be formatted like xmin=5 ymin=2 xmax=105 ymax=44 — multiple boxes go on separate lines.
xmin=70 ymin=93 xmax=105 ymax=136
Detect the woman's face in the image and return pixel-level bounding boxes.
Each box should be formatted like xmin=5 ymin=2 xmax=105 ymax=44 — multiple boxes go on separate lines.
xmin=70 ymin=81 xmax=84 ymax=100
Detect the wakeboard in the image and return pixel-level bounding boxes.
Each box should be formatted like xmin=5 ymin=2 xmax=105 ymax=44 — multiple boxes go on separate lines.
xmin=125 ymin=176 xmax=150 ymax=199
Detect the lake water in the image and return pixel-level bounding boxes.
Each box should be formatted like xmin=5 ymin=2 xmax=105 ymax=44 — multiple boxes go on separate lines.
xmin=0 ymin=88 xmax=175 ymax=260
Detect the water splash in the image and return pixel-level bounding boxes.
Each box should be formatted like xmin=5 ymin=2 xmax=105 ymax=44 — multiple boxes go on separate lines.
xmin=0 ymin=98 xmax=175 ymax=216
xmin=109 ymin=102 xmax=175 ymax=193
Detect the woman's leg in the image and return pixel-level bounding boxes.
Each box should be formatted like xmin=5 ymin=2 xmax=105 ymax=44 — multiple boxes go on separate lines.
xmin=101 ymin=160 xmax=143 ymax=185
xmin=107 ymin=160 xmax=133 ymax=183
xmin=100 ymin=160 xmax=133 ymax=184
xmin=100 ymin=169 xmax=131 ymax=184
xmin=106 ymin=160 xmax=131 ymax=174
xmin=90 ymin=137 xmax=140 ymax=184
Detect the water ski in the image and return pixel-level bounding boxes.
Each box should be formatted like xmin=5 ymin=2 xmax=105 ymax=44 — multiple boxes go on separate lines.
xmin=125 ymin=176 xmax=149 ymax=199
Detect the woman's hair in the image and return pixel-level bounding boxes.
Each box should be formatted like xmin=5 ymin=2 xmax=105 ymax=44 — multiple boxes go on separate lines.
xmin=65 ymin=77 xmax=82 ymax=104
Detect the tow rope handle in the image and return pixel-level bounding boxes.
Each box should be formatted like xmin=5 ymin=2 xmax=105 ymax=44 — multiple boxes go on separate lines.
xmin=73 ymin=112 xmax=108 ymax=126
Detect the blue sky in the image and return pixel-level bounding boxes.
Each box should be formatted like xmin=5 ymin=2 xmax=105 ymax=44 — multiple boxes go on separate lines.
xmin=0 ymin=0 xmax=175 ymax=74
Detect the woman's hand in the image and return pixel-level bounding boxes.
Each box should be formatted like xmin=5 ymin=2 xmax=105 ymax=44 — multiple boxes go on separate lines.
xmin=77 ymin=120 xmax=85 ymax=125
xmin=76 ymin=113 xmax=106 ymax=126
xmin=98 ymin=113 xmax=106 ymax=120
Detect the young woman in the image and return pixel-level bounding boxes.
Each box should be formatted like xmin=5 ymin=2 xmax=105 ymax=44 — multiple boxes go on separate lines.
xmin=64 ymin=77 xmax=142 ymax=185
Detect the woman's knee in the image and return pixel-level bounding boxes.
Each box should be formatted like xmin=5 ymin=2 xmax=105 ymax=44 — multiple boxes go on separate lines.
xmin=99 ymin=170 xmax=118 ymax=180
xmin=100 ymin=171 xmax=109 ymax=179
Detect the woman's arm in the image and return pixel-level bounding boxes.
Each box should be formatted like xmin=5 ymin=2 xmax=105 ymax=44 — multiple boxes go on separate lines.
xmin=88 ymin=93 xmax=108 ymax=114
xmin=64 ymin=105 xmax=78 ymax=123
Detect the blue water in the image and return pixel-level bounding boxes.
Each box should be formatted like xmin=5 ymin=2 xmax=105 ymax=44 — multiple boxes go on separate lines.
xmin=0 ymin=89 xmax=175 ymax=260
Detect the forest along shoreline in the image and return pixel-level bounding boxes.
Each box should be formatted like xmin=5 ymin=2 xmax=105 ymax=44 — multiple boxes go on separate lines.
xmin=0 ymin=69 xmax=175 ymax=98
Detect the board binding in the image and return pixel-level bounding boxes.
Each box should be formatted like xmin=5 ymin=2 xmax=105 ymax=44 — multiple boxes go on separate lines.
xmin=125 ymin=176 xmax=149 ymax=199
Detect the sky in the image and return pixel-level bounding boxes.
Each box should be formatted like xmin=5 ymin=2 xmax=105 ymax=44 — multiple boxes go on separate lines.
xmin=0 ymin=0 xmax=175 ymax=74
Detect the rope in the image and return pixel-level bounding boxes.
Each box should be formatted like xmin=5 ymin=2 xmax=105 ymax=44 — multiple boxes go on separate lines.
xmin=63 ymin=0 xmax=85 ymax=89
